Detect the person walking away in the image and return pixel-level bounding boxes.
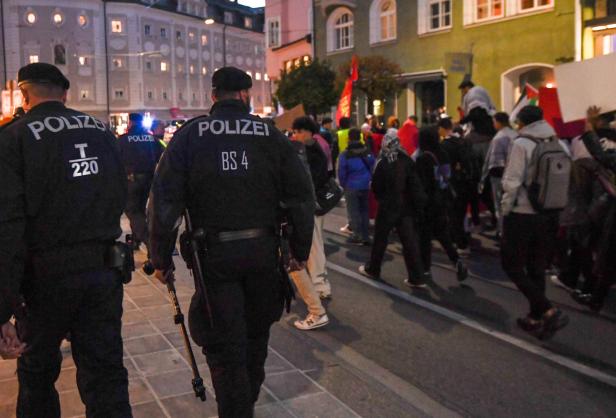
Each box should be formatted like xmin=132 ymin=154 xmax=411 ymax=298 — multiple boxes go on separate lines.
xmin=358 ymin=131 xmax=427 ymax=287
xmin=319 ymin=117 xmax=334 ymax=147
xmin=118 ymin=113 xmax=164 ymax=273
xmin=501 ymin=105 xmax=570 ymax=339
xmin=480 ymin=112 xmax=516 ymax=236
xmin=398 ymin=115 xmax=419 ymax=155
xmin=0 ymin=63 xmax=131 ymax=417
xmin=416 ymin=126 xmax=468 ymax=282
xmin=439 ymin=117 xmax=477 ymax=256
xmin=289 ymin=116 xmax=330 ymax=331
xmin=148 ymin=67 xmax=314 ymax=417
xmin=338 ymin=128 xmax=375 ymax=245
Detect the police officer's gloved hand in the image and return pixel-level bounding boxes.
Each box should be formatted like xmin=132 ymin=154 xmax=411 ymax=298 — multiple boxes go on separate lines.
xmin=0 ymin=322 xmax=27 ymax=359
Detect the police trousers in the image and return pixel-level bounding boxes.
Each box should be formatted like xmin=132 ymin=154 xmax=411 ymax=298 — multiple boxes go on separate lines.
xmin=188 ymin=235 xmax=284 ymax=418
xmin=16 ymin=269 xmax=131 ymax=418
xmin=125 ymin=173 xmax=153 ymax=252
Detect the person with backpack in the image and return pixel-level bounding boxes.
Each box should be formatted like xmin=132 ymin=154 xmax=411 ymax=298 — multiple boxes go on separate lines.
xmin=338 ymin=128 xmax=375 ymax=245
xmin=416 ymin=127 xmax=468 ymax=282
xmin=439 ymin=117 xmax=480 ymax=256
xmin=358 ymin=131 xmax=427 ymax=287
xmin=501 ymin=105 xmax=570 ymax=339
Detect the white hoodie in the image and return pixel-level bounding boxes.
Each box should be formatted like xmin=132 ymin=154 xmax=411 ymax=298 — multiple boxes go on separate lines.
xmin=501 ymin=120 xmax=569 ymax=216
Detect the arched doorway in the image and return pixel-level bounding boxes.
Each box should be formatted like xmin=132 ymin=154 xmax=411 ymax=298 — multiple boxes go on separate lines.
xmin=501 ymin=64 xmax=555 ymax=113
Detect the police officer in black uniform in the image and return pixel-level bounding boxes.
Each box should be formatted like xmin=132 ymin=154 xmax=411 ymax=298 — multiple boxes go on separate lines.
xmin=148 ymin=67 xmax=314 ymax=418
xmin=0 ymin=63 xmax=132 ymax=418
xmin=118 ymin=113 xmax=163 ymax=270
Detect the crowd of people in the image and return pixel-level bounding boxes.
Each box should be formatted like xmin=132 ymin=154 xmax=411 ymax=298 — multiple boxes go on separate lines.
xmin=287 ymin=80 xmax=615 ymax=340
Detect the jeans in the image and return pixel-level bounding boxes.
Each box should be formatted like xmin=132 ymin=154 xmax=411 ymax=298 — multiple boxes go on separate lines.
xmin=17 ymin=269 xmax=131 ymax=418
xmin=345 ymin=189 xmax=370 ymax=241
xmin=367 ymin=210 xmax=424 ymax=282
xmin=501 ymin=213 xmax=558 ymax=319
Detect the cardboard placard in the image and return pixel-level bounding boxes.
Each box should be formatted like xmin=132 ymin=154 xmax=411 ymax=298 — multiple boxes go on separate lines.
xmin=554 ymin=54 xmax=616 ymax=122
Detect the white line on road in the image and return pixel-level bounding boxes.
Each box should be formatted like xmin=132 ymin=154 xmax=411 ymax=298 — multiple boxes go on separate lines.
xmin=327 ymin=261 xmax=616 ymax=390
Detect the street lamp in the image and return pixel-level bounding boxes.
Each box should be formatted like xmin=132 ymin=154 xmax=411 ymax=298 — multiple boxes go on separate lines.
xmin=205 ymin=18 xmax=227 ymax=67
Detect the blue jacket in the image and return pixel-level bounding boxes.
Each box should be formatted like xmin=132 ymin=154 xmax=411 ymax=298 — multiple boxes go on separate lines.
xmin=338 ymin=142 xmax=374 ymax=191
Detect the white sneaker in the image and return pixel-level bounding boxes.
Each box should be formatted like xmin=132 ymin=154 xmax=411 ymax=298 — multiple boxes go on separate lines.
xmin=294 ymin=313 xmax=329 ymax=330
xmin=339 ymin=224 xmax=352 ymax=234
xmin=549 ymin=275 xmax=574 ymax=291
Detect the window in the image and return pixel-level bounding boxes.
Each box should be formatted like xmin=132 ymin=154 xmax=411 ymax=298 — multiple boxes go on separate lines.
xmin=114 ymin=89 xmax=124 ymax=99
xmin=147 ymin=91 xmax=153 ymax=100
xmin=379 ymin=1 xmax=396 ymax=41
xmin=428 ymin=0 xmax=451 ymax=31
xmin=192 ymin=92 xmax=197 ymax=101
xmin=28 ymin=55 xmax=39 ymax=64
xmin=78 ymin=14 xmax=88 ymax=28
xmin=111 ymin=20 xmax=123 ymax=33
xmin=519 ymin=0 xmax=552 ymax=11
xmin=80 ymin=89 xmax=90 ymax=100
xmin=54 ymin=45 xmax=66 ymax=66
xmin=145 ymin=61 xmax=152 ymax=71
xmin=264 ymin=73 xmax=269 ymax=81
xmin=25 ymin=10 xmax=37 ymax=25
xmin=244 ymin=17 xmax=253 ymax=28
xmin=144 ymin=24 xmax=151 ymax=36
xmin=176 ymin=30 xmax=183 ymax=41
xmin=476 ymin=0 xmax=503 ymax=20
xmin=189 ymin=65 xmax=195 ymax=74
xmin=161 ymin=27 xmax=167 ymax=38
xmin=255 ymin=72 xmax=261 ymax=80
xmin=179 ymin=91 xmax=184 ymax=100
xmin=224 ymin=11 xmax=234 ymax=24
xmin=78 ymin=56 xmax=89 ymax=66
xmin=189 ymin=31 xmax=196 ymax=42
xmin=334 ymin=12 xmax=354 ymax=50
xmin=267 ymin=17 xmax=280 ymax=48
xmin=201 ymin=34 xmax=208 ymax=46
xmin=162 ymin=91 xmax=168 ymax=100
xmin=202 ymin=66 xmax=208 ymax=75
xmin=177 ymin=64 xmax=184 ymax=73
xmin=52 ymin=11 xmax=64 ymax=26
xmin=112 ymin=57 xmax=123 ymax=69
xmin=161 ymin=61 xmax=168 ymax=72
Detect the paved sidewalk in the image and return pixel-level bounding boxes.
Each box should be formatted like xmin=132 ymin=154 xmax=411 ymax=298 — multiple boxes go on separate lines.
xmin=0 ymin=241 xmax=360 ymax=418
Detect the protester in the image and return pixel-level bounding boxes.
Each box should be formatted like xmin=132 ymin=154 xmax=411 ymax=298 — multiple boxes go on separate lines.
xmin=480 ymin=112 xmax=516 ymax=236
xmin=387 ymin=116 xmax=400 ymax=131
xmin=320 ymin=116 xmax=334 ymax=146
xmin=289 ymin=116 xmax=331 ymax=329
xmin=359 ymin=131 xmax=427 ymax=287
xmin=501 ymin=105 xmax=569 ymax=339
xmin=398 ymin=115 xmax=419 ymax=155
xmin=332 ymin=116 xmax=351 ymax=168
xmin=439 ymin=117 xmax=476 ymax=255
xmin=416 ymin=126 xmax=468 ymax=282
xmin=338 ymin=128 xmax=375 ymax=245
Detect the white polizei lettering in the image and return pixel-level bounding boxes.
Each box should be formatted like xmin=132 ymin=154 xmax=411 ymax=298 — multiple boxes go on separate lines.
xmin=252 ymin=121 xmax=264 ymax=136
xmin=225 ymin=120 xmax=238 ymax=135
xmin=240 ymin=119 xmax=252 ymax=135
xmin=28 ymin=121 xmax=45 ymax=140
xmin=74 ymin=143 xmax=88 ymax=158
xmin=264 ymin=122 xmax=269 ymax=136
xmin=93 ymin=118 xmax=106 ymax=130
xmin=198 ymin=121 xmax=210 ymax=136
xmin=71 ymin=116 xmax=84 ymax=128
xmin=44 ymin=117 xmax=64 ymax=133
xmin=83 ymin=116 xmax=96 ymax=129
xmin=60 ymin=116 xmax=80 ymax=129
xmin=210 ymin=120 xmax=225 ymax=135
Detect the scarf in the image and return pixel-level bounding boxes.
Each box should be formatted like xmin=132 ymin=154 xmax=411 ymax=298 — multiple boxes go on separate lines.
xmin=379 ymin=128 xmax=405 ymax=163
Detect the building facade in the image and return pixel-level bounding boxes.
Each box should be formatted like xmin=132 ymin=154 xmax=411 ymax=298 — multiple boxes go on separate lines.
xmin=313 ymin=0 xmax=577 ymax=124
xmin=265 ymin=0 xmax=313 ymax=83
xmin=581 ymin=0 xmax=616 ymax=59
xmin=0 ymin=0 xmax=272 ymax=126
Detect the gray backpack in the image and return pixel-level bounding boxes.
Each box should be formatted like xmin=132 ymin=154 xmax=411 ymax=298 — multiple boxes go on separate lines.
xmin=525 ymin=136 xmax=571 ymax=212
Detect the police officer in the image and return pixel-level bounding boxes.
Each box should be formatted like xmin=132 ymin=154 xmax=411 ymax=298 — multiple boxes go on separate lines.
xmin=118 ymin=113 xmax=163 ymax=271
xmin=148 ymin=67 xmax=314 ymax=417
xmin=0 ymin=63 xmax=131 ymax=417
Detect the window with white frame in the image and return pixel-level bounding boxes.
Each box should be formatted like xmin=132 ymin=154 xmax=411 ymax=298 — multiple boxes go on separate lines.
xmin=267 ymin=17 xmax=280 ymax=48
xmin=201 ymin=34 xmax=208 ymax=46
xmin=380 ymin=1 xmax=396 ymax=41
xmin=519 ymin=0 xmax=552 ymax=12
xmin=161 ymin=61 xmax=169 ymax=72
xmin=80 ymin=89 xmax=90 ymax=100
xmin=114 ymin=89 xmax=124 ymax=99
xmin=429 ymin=0 xmax=452 ymax=30
xmin=111 ymin=19 xmax=123 ymax=33
xmin=112 ymin=57 xmax=123 ymax=69
xmin=476 ymin=0 xmax=503 ymax=20
xmin=224 ymin=11 xmax=234 ymax=24
xmin=78 ymin=56 xmax=89 ymax=66
xmin=327 ymin=8 xmax=354 ymax=52
xmin=29 ymin=55 xmax=39 ymax=64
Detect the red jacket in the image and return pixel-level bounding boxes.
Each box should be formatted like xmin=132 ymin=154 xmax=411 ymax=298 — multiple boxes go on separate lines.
xmin=398 ymin=119 xmax=418 ymax=155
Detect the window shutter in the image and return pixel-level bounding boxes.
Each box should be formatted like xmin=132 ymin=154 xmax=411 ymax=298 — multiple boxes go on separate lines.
xmin=417 ymin=0 xmax=427 ymax=35
xmin=463 ymin=0 xmax=474 ymax=26
xmin=505 ymin=0 xmax=518 ymax=17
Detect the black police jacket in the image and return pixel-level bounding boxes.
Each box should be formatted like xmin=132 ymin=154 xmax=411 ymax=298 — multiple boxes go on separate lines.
xmin=148 ymin=99 xmax=315 ymax=270
xmin=118 ymin=126 xmax=164 ymax=175
xmin=0 ymin=101 xmax=127 ymax=323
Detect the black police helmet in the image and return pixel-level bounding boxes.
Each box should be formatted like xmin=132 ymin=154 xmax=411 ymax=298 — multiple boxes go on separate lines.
xmin=212 ymin=66 xmax=252 ymax=91
xmin=17 ymin=63 xmax=70 ymax=90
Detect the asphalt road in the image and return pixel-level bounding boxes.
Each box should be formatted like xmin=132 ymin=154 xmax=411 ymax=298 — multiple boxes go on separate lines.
xmin=269 ymin=222 xmax=616 ymax=418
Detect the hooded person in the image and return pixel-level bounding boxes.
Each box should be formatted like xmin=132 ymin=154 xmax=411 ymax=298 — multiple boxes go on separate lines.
xmin=358 ymin=130 xmax=428 ymax=287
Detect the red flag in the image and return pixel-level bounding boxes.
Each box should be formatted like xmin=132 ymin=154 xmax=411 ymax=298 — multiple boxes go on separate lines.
xmin=336 ymin=79 xmax=353 ymax=125
xmin=351 ymin=55 xmax=359 ymax=82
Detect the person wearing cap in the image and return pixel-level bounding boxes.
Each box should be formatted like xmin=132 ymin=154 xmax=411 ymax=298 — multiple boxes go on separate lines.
xmin=148 ymin=66 xmax=314 ymax=417
xmin=117 ymin=112 xmax=164 ymax=273
xmin=0 ymin=63 xmax=131 ymax=416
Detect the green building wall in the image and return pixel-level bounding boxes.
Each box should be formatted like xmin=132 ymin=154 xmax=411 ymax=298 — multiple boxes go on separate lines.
xmin=314 ymin=0 xmax=576 ymax=123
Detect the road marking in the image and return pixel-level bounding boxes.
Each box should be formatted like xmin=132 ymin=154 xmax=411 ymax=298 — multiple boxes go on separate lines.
xmin=327 ymin=261 xmax=616 ymax=389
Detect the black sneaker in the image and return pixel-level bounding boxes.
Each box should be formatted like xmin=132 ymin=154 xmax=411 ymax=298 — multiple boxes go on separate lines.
xmin=142 ymin=260 xmax=155 ymax=276
xmin=358 ymin=265 xmax=379 ymax=279
xmin=517 ymin=316 xmax=543 ymax=335
xmin=571 ymin=290 xmax=591 ymax=306
xmin=347 ymin=236 xmax=364 ymax=245
xmin=456 ymin=260 xmax=468 ymax=282
xmin=539 ymin=309 xmax=569 ymax=340
xmin=404 ymin=279 xmax=427 ymax=289
xmin=422 ymin=271 xmax=432 ymax=280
